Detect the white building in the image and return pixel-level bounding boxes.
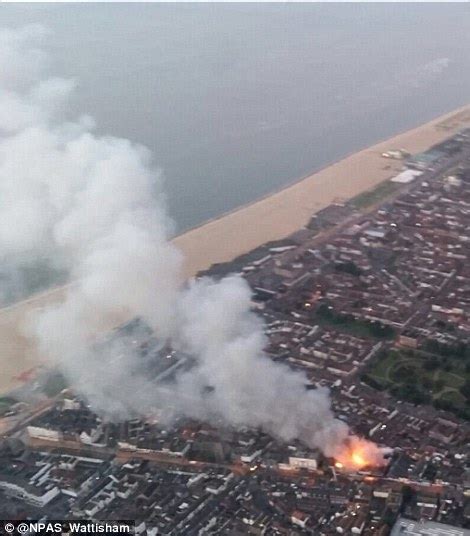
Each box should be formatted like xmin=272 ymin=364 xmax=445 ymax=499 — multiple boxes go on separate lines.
xmin=27 ymin=426 xmax=61 ymax=442
xmin=0 ymin=479 xmax=60 ymax=508
xmin=288 ymin=454 xmax=318 ymax=471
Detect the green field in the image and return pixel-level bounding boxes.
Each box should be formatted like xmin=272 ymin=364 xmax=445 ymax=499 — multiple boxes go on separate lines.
xmin=315 ymin=304 xmax=395 ymax=340
xmin=363 ymin=347 xmax=470 ymax=419
xmin=349 ymin=181 xmax=401 ymax=209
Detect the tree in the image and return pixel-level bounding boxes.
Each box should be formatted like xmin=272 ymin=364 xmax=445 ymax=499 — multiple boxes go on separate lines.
xmin=422 ymin=378 xmax=433 ymax=390
xmin=433 ymin=398 xmax=455 ymax=412
xmin=401 ymin=485 xmax=415 ymax=510
xmin=393 ymin=383 xmax=430 ymax=405
xmin=424 ymin=357 xmax=439 ymax=372
xmin=460 ymin=380 xmax=470 ymax=401
xmin=334 ymin=260 xmax=362 ymax=277
xmin=433 ymin=379 xmax=445 ymax=392
xmin=383 ymin=508 xmax=397 ymax=528
xmin=392 ymin=365 xmax=417 ymax=383
xmin=361 ymin=374 xmax=385 ymax=391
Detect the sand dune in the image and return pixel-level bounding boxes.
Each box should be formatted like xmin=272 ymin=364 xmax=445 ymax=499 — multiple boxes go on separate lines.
xmin=1 ymin=105 xmax=470 ymax=394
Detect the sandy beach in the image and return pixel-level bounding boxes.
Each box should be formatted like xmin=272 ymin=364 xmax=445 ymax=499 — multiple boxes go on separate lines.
xmin=175 ymin=105 xmax=470 ymax=277
xmin=1 ymin=104 xmax=470 ymax=394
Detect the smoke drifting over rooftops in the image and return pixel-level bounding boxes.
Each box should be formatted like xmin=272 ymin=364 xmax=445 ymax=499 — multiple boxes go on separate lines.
xmin=0 ymin=25 xmax=382 ymax=461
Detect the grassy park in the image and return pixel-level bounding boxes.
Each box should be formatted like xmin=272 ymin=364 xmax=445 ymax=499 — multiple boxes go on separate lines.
xmin=349 ymin=180 xmax=401 ymax=209
xmin=315 ymin=303 xmax=396 ymax=340
xmin=362 ymin=344 xmax=470 ymax=420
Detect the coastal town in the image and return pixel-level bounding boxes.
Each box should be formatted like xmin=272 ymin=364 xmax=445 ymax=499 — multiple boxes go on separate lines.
xmin=2 ymin=122 xmax=470 ymax=535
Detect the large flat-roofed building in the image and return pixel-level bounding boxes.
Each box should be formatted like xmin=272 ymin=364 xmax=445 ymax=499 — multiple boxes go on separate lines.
xmin=391 ymin=517 xmax=470 ymax=536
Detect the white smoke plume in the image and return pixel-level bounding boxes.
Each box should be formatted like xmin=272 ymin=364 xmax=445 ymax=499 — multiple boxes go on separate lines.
xmin=0 ymin=25 xmax=379 ymax=460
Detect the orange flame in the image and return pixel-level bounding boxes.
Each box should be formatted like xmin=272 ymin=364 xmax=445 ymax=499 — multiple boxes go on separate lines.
xmin=333 ymin=438 xmax=385 ymax=471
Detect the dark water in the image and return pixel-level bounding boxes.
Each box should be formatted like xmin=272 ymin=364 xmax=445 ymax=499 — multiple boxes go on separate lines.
xmin=2 ymin=4 xmax=470 ymax=232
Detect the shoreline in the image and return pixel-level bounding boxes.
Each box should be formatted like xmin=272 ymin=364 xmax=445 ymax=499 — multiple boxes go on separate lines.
xmin=174 ymin=103 xmax=470 ymax=278
xmin=175 ymin=103 xmax=470 ymax=241
xmin=1 ymin=103 xmax=470 ymax=394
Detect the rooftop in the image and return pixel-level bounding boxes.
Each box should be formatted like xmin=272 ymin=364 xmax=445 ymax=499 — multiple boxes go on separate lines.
xmin=391 ymin=517 xmax=470 ymax=536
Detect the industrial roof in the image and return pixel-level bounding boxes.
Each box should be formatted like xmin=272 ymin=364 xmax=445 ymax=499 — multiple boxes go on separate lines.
xmin=391 ymin=517 xmax=470 ymax=536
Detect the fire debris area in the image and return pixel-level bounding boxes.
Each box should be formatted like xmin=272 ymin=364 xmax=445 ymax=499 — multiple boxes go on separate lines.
xmin=3 ymin=131 xmax=470 ymax=534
